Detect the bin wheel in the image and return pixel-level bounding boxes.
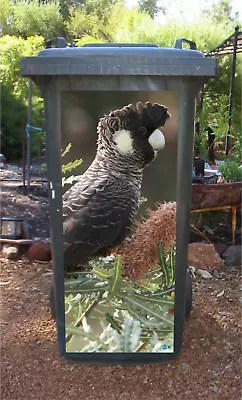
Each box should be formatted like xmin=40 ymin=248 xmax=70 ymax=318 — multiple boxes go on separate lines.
xmin=185 ymin=269 xmax=193 ymax=318
xmin=49 ymin=281 xmax=56 ymax=319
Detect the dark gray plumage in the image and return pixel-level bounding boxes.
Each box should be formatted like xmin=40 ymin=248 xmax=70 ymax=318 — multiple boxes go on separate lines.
xmin=62 ymin=102 xmax=170 ymax=268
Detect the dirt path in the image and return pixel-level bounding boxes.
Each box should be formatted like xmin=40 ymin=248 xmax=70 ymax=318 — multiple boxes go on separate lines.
xmin=0 ymin=169 xmax=241 ymax=400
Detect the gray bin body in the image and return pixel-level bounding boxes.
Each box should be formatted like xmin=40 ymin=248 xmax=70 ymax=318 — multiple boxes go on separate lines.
xmin=21 ymin=42 xmax=217 ymax=364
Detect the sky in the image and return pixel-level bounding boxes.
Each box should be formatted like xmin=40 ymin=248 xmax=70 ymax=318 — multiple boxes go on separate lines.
xmin=125 ymin=0 xmax=242 ymax=23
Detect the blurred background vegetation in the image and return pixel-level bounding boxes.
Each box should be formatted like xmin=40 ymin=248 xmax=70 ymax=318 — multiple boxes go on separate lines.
xmin=0 ymin=0 xmax=241 ymax=161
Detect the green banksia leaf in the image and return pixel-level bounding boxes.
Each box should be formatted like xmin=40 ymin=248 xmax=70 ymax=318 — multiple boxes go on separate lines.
xmin=65 ymin=252 xmax=175 ymax=352
xmin=62 ymin=159 xmax=83 ymax=175
xmin=61 ymin=143 xmax=72 ymax=157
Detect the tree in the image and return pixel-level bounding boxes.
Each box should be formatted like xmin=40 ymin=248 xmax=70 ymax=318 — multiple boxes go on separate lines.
xmin=67 ymin=7 xmax=105 ymax=40
xmin=109 ymin=4 xmax=155 ymax=43
xmin=138 ymin=0 xmax=165 ymax=18
xmin=59 ymin=0 xmax=80 ymax=20
xmin=66 ymin=0 xmax=121 ymax=41
xmin=1 ymin=0 xmax=65 ymax=39
xmin=76 ymin=0 xmax=119 ymax=22
xmin=202 ymin=0 xmax=237 ymax=24
xmin=0 ymin=0 xmax=13 ymax=35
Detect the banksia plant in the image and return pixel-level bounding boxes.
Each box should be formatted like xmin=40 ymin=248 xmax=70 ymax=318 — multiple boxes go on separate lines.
xmin=64 ymin=202 xmax=177 ymax=352
xmin=119 ymin=202 xmax=177 ymax=281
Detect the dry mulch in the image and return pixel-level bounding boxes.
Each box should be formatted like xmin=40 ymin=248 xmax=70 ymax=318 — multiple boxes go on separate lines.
xmin=0 ymin=167 xmax=241 ymax=400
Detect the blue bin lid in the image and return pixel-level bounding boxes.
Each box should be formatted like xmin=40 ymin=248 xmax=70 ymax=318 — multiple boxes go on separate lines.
xmin=20 ymin=40 xmax=217 ymax=77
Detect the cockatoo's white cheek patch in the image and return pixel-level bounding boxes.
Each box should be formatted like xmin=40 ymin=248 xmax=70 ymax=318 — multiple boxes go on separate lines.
xmin=113 ymin=129 xmax=134 ymax=155
xmin=148 ymin=129 xmax=166 ymax=151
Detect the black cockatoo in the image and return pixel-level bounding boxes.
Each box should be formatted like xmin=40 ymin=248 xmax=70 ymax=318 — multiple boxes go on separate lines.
xmin=62 ymin=101 xmax=170 ymax=266
xmin=50 ymin=102 xmax=170 ymax=316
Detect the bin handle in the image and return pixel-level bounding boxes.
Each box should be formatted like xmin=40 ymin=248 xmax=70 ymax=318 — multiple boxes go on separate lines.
xmin=45 ymin=37 xmax=67 ymax=49
xmin=174 ymin=38 xmax=197 ymax=50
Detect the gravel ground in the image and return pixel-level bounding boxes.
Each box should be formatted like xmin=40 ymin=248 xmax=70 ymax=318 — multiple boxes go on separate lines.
xmin=0 ymin=166 xmax=241 ymax=400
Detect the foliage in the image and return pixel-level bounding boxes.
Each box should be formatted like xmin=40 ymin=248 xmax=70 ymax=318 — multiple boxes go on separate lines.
xmin=108 ymin=5 xmax=156 ymax=43
xmin=218 ymin=159 xmax=242 ymax=182
xmin=59 ymin=0 xmax=80 ymax=20
xmin=202 ymin=0 xmax=239 ymax=23
xmin=195 ymin=89 xmax=242 ymax=180
xmin=0 ymin=35 xmax=44 ymax=95
xmin=205 ymin=55 xmax=242 ymax=119
xmin=195 ymin=95 xmax=229 ymax=161
xmin=65 ymin=246 xmax=175 ymax=352
xmin=0 ymin=35 xmax=45 ymax=160
xmin=1 ymin=82 xmax=27 ymax=160
xmin=79 ymin=0 xmax=119 ymax=21
xmin=70 ymin=2 xmax=232 ymax=50
xmin=65 ymin=0 xmax=120 ymax=41
xmin=0 ymin=0 xmax=13 ymax=35
xmin=110 ymin=10 xmax=229 ymax=51
xmin=75 ymin=35 xmax=105 ymax=47
xmin=0 ymin=0 xmax=241 ymax=161
xmin=138 ymin=0 xmax=165 ymax=18
xmin=230 ymin=112 xmax=242 ymax=163
xmin=66 ymin=6 xmax=110 ymax=41
xmin=0 ymin=0 xmax=65 ymax=39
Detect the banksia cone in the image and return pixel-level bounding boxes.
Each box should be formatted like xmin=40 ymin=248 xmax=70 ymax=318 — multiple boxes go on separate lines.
xmin=119 ymin=202 xmax=176 ymax=281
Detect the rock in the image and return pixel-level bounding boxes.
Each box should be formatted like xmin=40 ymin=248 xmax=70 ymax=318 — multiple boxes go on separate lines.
xmin=223 ymin=245 xmax=241 ymax=267
xmin=196 ymin=269 xmax=213 ymax=279
xmin=28 ymin=242 xmax=51 ymax=262
xmin=188 ymin=243 xmax=225 ymax=269
xmin=2 ymin=245 xmax=19 ymax=260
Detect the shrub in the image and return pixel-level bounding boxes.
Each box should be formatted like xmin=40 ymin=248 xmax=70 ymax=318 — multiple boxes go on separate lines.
xmin=1 ymin=0 xmax=65 ymax=39
xmin=1 ymin=82 xmax=27 ymax=160
xmin=218 ymin=159 xmax=242 ymax=182
xmin=0 ymin=35 xmax=45 ymax=161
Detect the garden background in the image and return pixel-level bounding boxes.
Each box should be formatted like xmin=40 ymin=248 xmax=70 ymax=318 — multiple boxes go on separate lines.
xmin=0 ymin=0 xmax=241 ymax=163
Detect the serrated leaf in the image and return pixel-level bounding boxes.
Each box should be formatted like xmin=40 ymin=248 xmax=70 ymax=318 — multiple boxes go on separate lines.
xmin=64 ymin=252 xmax=175 ymax=352
xmin=109 ymin=255 xmax=122 ymax=296
xmin=157 ymin=243 xmax=169 ymax=286
xmin=131 ymin=293 xmax=174 ymax=307
xmin=61 ymin=143 xmax=72 ymax=157
xmin=92 ymin=266 xmax=114 ymax=280
xmin=105 ymin=313 xmax=121 ymax=333
xmin=62 ymin=159 xmax=83 ymax=175
xmin=118 ymin=294 xmax=174 ymax=328
xmin=65 ymin=276 xmax=109 ymax=294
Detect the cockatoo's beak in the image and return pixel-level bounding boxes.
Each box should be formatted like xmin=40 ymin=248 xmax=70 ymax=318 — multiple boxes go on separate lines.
xmin=148 ymin=129 xmax=166 ymax=151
